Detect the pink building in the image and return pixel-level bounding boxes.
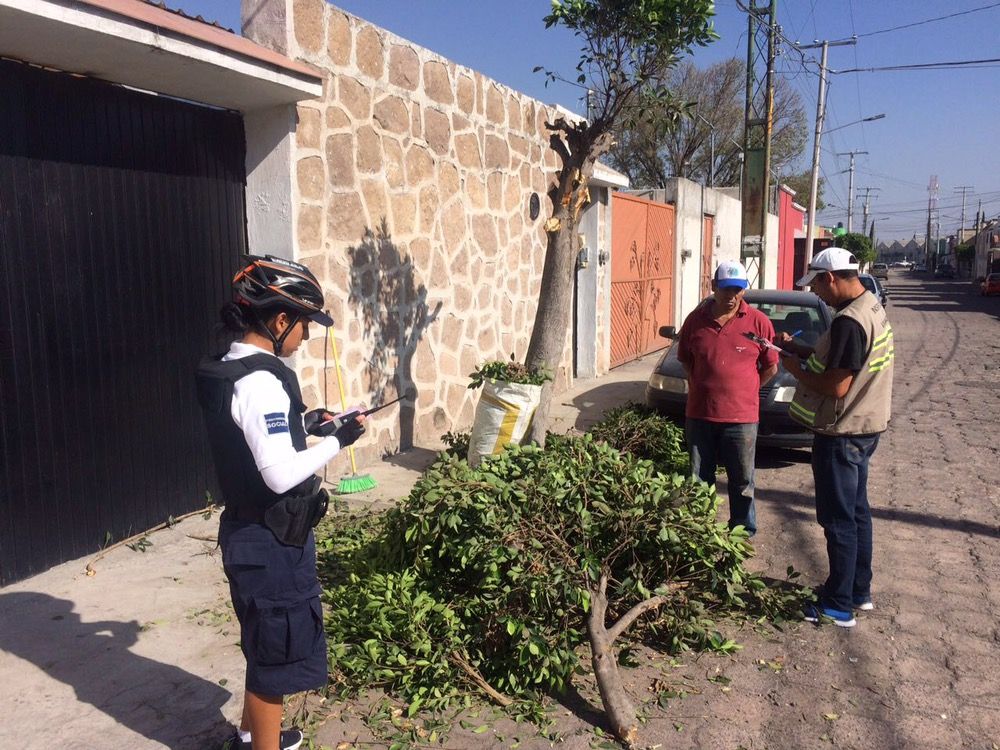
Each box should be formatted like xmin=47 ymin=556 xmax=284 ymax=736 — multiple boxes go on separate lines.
xmin=776 ymin=185 xmax=806 ymax=290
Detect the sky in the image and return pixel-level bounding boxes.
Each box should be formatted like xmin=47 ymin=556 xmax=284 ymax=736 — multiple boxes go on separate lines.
xmin=177 ymin=1 xmax=1000 ymax=243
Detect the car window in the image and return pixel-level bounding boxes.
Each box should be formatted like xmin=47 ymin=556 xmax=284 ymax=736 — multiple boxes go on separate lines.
xmin=746 ymin=302 xmax=826 ymax=346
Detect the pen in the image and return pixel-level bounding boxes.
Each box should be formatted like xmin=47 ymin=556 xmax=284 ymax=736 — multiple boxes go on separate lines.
xmin=790 ymin=329 xmax=802 ymax=338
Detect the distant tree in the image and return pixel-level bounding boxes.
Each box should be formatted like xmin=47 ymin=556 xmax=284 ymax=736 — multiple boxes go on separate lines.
xmin=526 ymin=0 xmax=717 ymax=444
xmin=834 ymin=232 xmax=875 ymax=271
xmin=782 ymin=170 xmax=825 ymax=212
xmin=607 ymin=57 xmax=808 ymax=189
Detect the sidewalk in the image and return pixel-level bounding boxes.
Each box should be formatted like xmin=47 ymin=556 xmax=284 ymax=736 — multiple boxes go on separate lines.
xmin=0 ymin=355 xmax=657 ymax=750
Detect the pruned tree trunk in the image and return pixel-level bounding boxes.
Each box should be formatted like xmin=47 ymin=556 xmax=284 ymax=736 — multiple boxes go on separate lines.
xmin=525 ymin=119 xmax=613 ymax=444
xmin=586 ymin=573 xmax=677 ymax=748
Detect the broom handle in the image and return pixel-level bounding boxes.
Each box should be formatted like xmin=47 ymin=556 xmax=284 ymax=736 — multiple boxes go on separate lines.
xmin=327 ymin=326 xmax=359 ymax=475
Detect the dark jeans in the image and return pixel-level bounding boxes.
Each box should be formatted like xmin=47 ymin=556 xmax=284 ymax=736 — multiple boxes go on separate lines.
xmin=686 ymin=419 xmax=758 ymax=536
xmin=812 ymin=432 xmax=880 ymax=612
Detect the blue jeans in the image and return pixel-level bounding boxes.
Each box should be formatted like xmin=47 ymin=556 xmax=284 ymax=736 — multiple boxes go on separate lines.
xmin=811 ymin=433 xmax=880 ymax=612
xmin=686 ymin=419 xmax=758 ymax=536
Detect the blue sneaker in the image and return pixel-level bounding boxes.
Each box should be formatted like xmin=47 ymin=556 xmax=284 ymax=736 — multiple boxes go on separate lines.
xmin=853 ymin=598 xmax=874 ymax=611
xmin=803 ymin=602 xmax=856 ymax=628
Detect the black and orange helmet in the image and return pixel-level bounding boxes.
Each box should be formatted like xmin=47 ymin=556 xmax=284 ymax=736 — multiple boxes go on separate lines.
xmin=232 ymin=255 xmax=333 ymax=327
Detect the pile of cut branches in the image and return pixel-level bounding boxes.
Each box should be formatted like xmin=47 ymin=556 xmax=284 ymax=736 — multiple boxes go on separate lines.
xmin=317 ymin=407 xmax=807 ymax=746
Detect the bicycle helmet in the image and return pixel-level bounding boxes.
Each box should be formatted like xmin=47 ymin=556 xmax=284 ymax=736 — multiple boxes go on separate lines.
xmin=232 ymin=255 xmax=333 ymax=356
xmin=232 ymin=255 xmax=333 ymax=327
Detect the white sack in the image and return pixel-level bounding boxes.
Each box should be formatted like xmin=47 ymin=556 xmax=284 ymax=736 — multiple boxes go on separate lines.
xmin=467 ymin=379 xmax=543 ymax=467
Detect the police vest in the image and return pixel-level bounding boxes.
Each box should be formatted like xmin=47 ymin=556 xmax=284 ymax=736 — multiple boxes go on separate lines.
xmin=195 ymin=353 xmax=310 ymax=517
xmin=788 ymin=290 xmax=894 ymax=435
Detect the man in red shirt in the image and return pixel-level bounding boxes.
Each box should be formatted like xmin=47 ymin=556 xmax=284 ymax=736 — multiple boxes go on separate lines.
xmin=676 ymin=260 xmax=778 ymax=536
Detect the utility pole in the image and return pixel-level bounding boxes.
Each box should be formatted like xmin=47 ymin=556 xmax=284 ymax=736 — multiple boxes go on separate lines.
xmin=954 ymin=185 xmax=974 ymax=240
xmin=857 ymin=186 xmax=879 ymax=237
xmin=926 ymin=175 xmax=938 ymax=267
xmin=838 ymin=150 xmax=867 ymax=233
xmin=740 ymin=0 xmax=778 ymax=289
xmin=800 ymin=38 xmax=856 ymax=266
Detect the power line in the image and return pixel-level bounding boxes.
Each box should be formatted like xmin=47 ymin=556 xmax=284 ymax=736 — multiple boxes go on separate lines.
xmin=836 ymin=57 xmax=1000 ymax=74
xmin=849 ymin=1 xmax=1000 ymax=39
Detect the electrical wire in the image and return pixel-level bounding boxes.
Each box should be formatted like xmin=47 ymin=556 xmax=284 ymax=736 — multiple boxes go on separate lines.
xmin=848 ymin=1 xmax=1000 ymax=39
xmin=836 ymin=57 xmax=1000 ymax=74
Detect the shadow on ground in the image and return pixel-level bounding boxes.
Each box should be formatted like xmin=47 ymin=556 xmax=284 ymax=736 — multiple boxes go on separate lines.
xmin=0 ymin=591 xmax=231 ymax=749
xmin=761 ymin=487 xmax=999 ymax=540
xmin=561 ymin=379 xmax=647 ymax=433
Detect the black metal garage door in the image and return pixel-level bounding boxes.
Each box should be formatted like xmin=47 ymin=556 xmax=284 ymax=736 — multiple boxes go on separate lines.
xmin=0 ymin=60 xmax=246 ymax=584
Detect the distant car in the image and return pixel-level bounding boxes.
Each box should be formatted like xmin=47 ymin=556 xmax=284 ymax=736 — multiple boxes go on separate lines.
xmin=913 ymin=263 xmax=927 ymax=272
xmin=859 ymin=273 xmax=889 ymax=306
xmin=934 ymin=263 xmax=956 ymax=279
xmin=871 ymin=263 xmax=889 ymax=280
xmin=981 ymin=273 xmax=1000 ymax=296
xmin=892 ymin=260 xmax=912 ymax=269
xmin=645 ymin=289 xmax=833 ymax=448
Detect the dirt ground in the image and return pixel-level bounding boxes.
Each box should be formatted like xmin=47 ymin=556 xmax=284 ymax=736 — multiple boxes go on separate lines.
xmin=2 ymin=273 xmax=997 ymax=750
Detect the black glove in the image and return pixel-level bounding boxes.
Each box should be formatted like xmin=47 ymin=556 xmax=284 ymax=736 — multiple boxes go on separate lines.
xmin=331 ymin=415 xmax=365 ymax=448
xmin=303 ymin=409 xmax=332 ymax=437
xmin=304 ymin=409 xmax=365 ymax=447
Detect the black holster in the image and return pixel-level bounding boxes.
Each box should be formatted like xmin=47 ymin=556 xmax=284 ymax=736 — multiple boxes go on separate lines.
xmin=263 ymin=475 xmax=329 ymax=547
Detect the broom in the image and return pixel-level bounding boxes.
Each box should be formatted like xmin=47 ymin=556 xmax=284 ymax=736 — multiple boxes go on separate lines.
xmin=325 ymin=325 xmax=377 ymax=495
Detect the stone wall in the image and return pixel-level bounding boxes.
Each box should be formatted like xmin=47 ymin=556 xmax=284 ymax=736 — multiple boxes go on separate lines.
xmin=279 ymin=0 xmax=570 ymax=464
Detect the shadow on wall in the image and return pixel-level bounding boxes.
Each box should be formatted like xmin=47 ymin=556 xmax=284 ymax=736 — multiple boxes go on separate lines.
xmin=0 ymin=592 xmax=232 ymax=749
xmin=348 ymin=219 xmax=442 ymax=452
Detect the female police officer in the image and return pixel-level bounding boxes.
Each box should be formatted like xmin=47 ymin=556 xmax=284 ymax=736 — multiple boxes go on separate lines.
xmin=196 ymin=255 xmax=364 ymax=750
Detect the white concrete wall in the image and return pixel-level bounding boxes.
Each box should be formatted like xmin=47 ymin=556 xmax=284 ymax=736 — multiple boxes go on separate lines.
xmin=764 ymin=213 xmax=779 ymax=289
xmin=243 ymin=105 xmax=297 ymax=258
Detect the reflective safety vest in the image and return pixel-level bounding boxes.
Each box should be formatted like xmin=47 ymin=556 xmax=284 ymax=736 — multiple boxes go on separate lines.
xmin=789 ymin=290 xmax=894 ymax=435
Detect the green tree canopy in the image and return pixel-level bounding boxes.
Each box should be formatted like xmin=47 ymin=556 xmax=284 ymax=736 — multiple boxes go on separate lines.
xmin=834 ymin=232 xmax=876 ymax=269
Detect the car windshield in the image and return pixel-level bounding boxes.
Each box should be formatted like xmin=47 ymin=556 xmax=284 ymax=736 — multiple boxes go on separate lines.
xmin=859 ymin=276 xmax=877 ymax=294
xmin=747 ymin=302 xmax=826 ymax=346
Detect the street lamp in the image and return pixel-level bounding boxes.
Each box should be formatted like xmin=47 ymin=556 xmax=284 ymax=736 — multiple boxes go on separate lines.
xmin=804 ymin=110 xmax=887 ymax=265
xmin=824 ymin=113 xmax=885 ymax=135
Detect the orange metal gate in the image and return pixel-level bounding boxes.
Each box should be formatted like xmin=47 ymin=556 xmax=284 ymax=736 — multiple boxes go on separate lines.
xmin=700 ymin=215 xmax=715 ymax=300
xmin=610 ymin=193 xmax=675 ymax=367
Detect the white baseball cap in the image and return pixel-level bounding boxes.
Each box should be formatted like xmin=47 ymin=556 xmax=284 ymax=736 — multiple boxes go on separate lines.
xmin=796 ymin=247 xmax=859 ymax=287
xmin=714 ymin=260 xmax=749 ymax=289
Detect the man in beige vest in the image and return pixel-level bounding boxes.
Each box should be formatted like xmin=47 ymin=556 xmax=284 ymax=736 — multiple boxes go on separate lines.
xmin=776 ymin=248 xmax=894 ymax=628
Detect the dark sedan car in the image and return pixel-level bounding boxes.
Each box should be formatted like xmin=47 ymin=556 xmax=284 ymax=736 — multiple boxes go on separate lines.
xmin=645 ymin=289 xmax=833 ymax=448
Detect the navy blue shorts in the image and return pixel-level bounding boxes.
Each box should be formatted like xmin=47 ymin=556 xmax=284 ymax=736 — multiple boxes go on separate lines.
xmin=219 ymin=518 xmax=327 ymax=696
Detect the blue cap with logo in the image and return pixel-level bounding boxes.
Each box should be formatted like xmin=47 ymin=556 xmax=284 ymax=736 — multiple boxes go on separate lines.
xmin=714 ymin=260 xmax=749 ymax=289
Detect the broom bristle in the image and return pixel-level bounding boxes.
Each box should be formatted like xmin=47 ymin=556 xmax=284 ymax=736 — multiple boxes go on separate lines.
xmin=336 ymin=473 xmax=377 ymax=495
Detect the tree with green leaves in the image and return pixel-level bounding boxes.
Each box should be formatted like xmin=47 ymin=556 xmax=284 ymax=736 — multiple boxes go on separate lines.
xmin=525 ymin=0 xmax=717 ymax=444
xmin=834 ymin=232 xmax=876 ymax=271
